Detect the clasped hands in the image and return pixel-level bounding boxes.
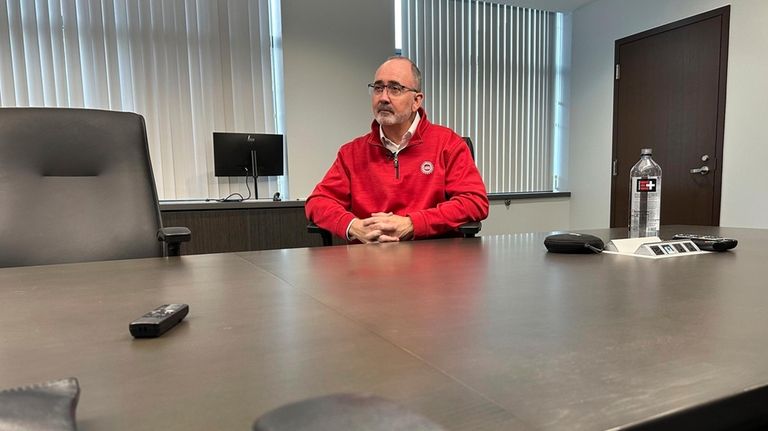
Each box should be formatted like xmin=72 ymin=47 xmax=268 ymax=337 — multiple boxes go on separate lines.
xmin=349 ymin=212 xmax=414 ymax=243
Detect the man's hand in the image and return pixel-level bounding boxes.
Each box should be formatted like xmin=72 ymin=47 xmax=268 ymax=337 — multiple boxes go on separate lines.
xmin=349 ymin=212 xmax=415 ymax=243
xmin=348 ymin=218 xmax=384 ymax=243
xmin=364 ymin=212 xmax=414 ymax=242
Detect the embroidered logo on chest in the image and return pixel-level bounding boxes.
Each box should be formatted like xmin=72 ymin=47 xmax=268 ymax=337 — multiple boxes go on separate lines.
xmin=420 ymin=161 xmax=434 ymax=175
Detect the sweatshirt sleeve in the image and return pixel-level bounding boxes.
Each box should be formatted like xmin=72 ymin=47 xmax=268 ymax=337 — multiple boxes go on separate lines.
xmin=305 ymin=150 xmax=358 ymax=240
xmin=406 ymin=136 xmax=489 ymax=239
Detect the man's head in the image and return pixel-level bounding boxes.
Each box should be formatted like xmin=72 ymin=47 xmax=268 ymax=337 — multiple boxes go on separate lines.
xmin=371 ymin=57 xmax=423 ymax=127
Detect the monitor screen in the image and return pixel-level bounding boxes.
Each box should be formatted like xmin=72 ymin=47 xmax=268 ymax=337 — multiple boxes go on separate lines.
xmin=213 ymin=132 xmax=284 ymax=177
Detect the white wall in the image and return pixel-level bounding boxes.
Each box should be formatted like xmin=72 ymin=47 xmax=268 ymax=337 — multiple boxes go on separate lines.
xmin=570 ymin=0 xmax=768 ymax=229
xmin=281 ymin=0 xmax=394 ymax=200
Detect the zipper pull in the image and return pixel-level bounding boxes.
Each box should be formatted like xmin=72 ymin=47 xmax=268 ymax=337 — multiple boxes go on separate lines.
xmin=393 ymin=153 xmax=399 ymax=179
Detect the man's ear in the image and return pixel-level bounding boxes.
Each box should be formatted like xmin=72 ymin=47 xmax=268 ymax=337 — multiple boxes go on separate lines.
xmin=412 ymin=93 xmax=424 ymax=112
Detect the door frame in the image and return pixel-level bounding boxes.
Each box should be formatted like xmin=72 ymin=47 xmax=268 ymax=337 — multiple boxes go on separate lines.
xmin=610 ymin=6 xmax=730 ymax=227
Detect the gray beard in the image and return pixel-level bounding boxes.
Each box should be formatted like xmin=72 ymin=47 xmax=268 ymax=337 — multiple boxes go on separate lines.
xmin=375 ymin=110 xmax=410 ymax=126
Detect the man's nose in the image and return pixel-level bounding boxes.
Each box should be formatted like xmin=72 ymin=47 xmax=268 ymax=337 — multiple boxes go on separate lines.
xmin=376 ymin=91 xmax=391 ymax=103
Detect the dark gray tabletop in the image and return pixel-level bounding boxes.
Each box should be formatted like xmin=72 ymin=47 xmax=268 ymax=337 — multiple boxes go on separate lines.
xmin=1 ymin=226 xmax=766 ymax=430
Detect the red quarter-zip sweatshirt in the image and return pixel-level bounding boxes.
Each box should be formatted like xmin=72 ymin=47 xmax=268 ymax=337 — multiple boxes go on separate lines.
xmin=305 ymin=109 xmax=489 ymax=240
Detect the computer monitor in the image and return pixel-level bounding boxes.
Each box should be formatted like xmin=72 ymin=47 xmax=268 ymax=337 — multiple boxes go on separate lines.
xmin=213 ymin=132 xmax=284 ymax=200
xmin=213 ymin=132 xmax=284 ymax=177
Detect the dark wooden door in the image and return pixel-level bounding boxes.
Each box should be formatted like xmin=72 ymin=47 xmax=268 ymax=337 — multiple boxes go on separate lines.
xmin=610 ymin=7 xmax=729 ymax=228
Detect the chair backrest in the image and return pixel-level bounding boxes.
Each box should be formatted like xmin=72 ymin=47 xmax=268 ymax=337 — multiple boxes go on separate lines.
xmin=253 ymin=393 xmax=446 ymax=431
xmin=461 ymin=136 xmax=475 ymax=160
xmin=0 ymin=108 xmax=165 ymax=267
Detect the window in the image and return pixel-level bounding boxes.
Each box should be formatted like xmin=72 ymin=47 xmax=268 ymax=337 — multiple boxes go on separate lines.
xmin=0 ymin=0 xmax=284 ymax=200
xmin=398 ymin=0 xmax=564 ymax=193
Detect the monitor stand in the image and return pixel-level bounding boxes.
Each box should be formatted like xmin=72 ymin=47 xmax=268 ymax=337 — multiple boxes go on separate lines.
xmin=250 ymin=149 xmax=259 ymax=200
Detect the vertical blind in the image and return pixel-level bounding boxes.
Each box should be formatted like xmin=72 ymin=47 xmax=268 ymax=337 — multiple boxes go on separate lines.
xmin=0 ymin=0 xmax=281 ymax=200
xmin=400 ymin=0 xmax=557 ymax=193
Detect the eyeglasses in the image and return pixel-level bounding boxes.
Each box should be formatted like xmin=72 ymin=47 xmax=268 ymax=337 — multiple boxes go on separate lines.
xmin=367 ymin=83 xmax=420 ymax=97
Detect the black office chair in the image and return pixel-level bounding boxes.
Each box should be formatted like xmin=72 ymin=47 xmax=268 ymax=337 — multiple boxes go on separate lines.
xmin=252 ymin=393 xmax=446 ymax=431
xmin=307 ymin=136 xmax=481 ymax=245
xmin=0 ymin=107 xmax=190 ymax=268
xmin=456 ymin=136 xmax=482 ymax=236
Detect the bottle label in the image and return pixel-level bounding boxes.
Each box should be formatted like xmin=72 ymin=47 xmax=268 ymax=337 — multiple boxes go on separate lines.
xmin=635 ymin=178 xmax=658 ymax=192
xmin=630 ymin=175 xmax=661 ymax=237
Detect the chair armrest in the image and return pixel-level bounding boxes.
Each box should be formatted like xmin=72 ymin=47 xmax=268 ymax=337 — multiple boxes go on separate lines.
xmin=458 ymin=221 xmax=481 ymax=238
xmin=157 ymin=227 xmax=192 ymax=256
xmin=306 ymin=221 xmax=323 ymax=234
xmin=307 ymin=221 xmax=334 ymax=247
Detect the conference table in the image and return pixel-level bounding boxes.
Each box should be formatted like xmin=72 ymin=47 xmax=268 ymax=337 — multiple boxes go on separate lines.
xmin=1 ymin=226 xmax=767 ymax=430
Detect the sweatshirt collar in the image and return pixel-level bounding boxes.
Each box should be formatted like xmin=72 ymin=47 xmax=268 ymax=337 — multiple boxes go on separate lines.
xmin=379 ymin=111 xmax=420 ymax=153
xmin=369 ymin=108 xmax=428 ymax=148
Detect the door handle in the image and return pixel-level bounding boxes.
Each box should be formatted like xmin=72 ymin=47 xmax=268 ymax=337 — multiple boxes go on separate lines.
xmin=690 ymin=165 xmax=710 ymax=175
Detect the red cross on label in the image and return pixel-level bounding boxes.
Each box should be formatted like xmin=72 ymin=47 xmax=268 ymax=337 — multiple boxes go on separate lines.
xmin=637 ymin=178 xmax=657 ymax=192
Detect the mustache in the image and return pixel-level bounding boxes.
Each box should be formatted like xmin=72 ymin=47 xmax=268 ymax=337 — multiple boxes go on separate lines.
xmin=376 ymin=103 xmax=394 ymax=113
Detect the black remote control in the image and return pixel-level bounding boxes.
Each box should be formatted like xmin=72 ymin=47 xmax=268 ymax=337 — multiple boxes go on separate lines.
xmin=672 ymin=234 xmax=738 ymax=252
xmin=129 ymin=304 xmax=189 ymax=338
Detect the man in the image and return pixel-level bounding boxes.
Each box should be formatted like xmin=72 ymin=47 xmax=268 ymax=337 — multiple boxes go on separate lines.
xmin=305 ymin=56 xmax=489 ymax=243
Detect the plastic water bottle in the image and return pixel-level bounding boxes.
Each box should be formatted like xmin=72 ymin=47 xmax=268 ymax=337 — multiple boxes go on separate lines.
xmin=629 ymin=148 xmax=662 ymax=238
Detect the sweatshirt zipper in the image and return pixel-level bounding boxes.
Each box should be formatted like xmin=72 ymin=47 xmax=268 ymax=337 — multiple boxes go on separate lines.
xmin=393 ymin=152 xmax=399 ymax=179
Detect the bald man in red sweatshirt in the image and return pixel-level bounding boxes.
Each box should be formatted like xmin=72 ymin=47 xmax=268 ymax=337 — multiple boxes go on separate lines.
xmin=305 ymin=57 xmax=489 ymax=243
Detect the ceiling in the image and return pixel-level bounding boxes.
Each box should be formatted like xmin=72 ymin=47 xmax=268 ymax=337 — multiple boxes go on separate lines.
xmin=493 ymin=0 xmax=596 ymax=12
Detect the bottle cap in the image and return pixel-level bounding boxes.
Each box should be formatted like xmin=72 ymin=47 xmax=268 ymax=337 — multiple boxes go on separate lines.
xmin=641 ymin=148 xmax=652 ymax=155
